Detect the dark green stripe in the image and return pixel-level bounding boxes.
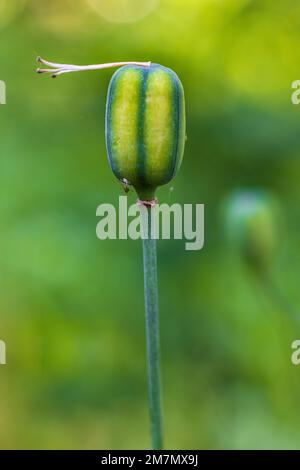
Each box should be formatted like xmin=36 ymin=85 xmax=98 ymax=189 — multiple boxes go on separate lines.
xmin=105 ymin=68 xmax=121 ymax=179
xmin=169 ymin=70 xmax=181 ymax=181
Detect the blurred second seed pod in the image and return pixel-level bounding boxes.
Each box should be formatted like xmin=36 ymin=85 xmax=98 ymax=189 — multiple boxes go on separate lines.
xmin=222 ymin=189 xmax=280 ymax=271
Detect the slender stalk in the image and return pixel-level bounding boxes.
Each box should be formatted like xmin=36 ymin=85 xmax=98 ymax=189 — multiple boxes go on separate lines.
xmin=141 ymin=205 xmax=163 ymax=450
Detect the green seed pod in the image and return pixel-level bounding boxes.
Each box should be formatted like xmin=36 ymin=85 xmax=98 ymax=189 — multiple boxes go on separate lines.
xmin=222 ymin=190 xmax=279 ymax=270
xmin=105 ymin=64 xmax=186 ymax=201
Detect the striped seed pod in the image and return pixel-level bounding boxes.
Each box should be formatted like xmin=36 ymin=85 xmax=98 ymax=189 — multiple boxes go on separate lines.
xmin=105 ymin=64 xmax=186 ymax=201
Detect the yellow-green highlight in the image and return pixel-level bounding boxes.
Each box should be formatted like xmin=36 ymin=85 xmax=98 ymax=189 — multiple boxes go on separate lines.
xmin=110 ymin=68 xmax=141 ymax=184
xmin=144 ymin=69 xmax=174 ymax=185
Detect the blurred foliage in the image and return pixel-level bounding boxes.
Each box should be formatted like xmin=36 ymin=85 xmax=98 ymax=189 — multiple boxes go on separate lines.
xmin=1 ymin=0 xmax=300 ymax=450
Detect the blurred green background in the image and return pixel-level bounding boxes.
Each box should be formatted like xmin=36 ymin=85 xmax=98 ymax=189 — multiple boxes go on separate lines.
xmin=1 ymin=0 xmax=300 ymax=450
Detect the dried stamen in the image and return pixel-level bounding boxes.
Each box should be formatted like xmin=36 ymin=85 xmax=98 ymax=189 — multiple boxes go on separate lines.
xmin=36 ymin=56 xmax=151 ymax=78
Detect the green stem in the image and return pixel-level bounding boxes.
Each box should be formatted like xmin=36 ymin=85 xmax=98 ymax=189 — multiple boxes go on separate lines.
xmin=141 ymin=205 xmax=163 ymax=450
xmin=258 ymin=268 xmax=300 ymax=327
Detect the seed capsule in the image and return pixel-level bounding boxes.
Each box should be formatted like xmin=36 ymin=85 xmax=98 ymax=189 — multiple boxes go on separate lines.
xmin=223 ymin=190 xmax=279 ymax=270
xmin=105 ymin=64 xmax=186 ymax=201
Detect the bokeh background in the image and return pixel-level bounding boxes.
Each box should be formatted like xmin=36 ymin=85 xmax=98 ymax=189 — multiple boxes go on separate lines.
xmin=1 ymin=0 xmax=300 ymax=450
